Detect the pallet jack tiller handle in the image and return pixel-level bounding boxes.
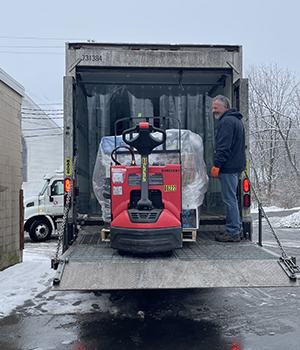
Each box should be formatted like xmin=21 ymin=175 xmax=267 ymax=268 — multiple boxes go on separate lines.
xmin=122 ymin=122 xmax=166 ymax=210
xmin=122 ymin=122 xmax=166 ymax=155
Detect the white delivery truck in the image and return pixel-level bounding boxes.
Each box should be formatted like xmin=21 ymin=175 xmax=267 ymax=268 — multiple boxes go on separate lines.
xmin=24 ymin=168 xmax=64 ymax=242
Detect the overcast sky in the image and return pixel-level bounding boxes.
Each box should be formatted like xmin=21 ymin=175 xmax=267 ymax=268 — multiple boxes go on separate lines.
xmin=1 ymin=0 xmax=299 ymax=108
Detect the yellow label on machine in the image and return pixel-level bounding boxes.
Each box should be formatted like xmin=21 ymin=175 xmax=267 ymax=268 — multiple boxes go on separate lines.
xmin=65 ymin=157 xmax=72 ymax=176
xmin=142 ymin=157 xmax=147 ymax=182
xmin=164 ymin=185 xmax=177 ymax=192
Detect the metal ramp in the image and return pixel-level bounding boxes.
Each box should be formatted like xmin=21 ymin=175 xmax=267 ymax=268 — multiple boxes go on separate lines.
xmin=52 ymin=229 xmax=299 ymax=290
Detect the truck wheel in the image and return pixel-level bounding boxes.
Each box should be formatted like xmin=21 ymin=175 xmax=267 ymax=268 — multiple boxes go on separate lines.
xmin=29 ymin=219 xmax=52 ymax=242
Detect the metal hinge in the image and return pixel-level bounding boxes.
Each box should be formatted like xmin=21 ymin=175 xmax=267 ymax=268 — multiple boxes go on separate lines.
xmin=278 ymin=256 xmax=300 ymax=282
xmin=53 ymin=258 xmax=69 ymax=285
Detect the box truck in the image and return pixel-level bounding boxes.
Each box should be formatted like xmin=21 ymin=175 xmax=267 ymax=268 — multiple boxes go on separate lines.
xmin=52 ymin=43 xmax=297 ymax=290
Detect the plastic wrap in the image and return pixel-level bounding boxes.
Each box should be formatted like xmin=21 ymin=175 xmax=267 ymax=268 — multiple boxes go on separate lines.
xmin=92 ymin=130 xmax=209 ymax=223
xmin=177 ymin=130 xmax=209 ymax=209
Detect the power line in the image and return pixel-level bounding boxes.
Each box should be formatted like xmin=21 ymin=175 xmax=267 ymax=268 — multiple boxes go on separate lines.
xmin=24 ymin=102 xmax=63 ymax=106
xmin=0 ymin=51 xmax=64 ymax=55
xmin=22 ymin=116 xmax=63 ymax=119
xmin=23 ymin=133 xmax=63 ymax=138
xmin=0 ymin=36 xmax=90 ymax=40
xmin=22 ymin=107 xmax=63 ymax=112
xmin=22 ymin=112 xmax=63 ymax=116
xmin=1 ymin=45 xmax=63 ymax=48
xmin=23 ymin=127 xmax=63 ymax=132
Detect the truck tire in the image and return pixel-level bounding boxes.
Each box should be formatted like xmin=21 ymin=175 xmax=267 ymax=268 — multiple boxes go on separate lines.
xmin=29 ymin=219 xmax=52 ymax=242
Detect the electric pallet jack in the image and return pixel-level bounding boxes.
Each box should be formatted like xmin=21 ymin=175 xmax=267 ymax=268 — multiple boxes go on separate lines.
xmin=110 ymin=121 xmax=183 ymax=254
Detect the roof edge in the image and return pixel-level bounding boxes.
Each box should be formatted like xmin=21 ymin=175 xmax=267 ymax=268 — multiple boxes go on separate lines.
xmin=0 ymin=67 xmax=25 ymax=97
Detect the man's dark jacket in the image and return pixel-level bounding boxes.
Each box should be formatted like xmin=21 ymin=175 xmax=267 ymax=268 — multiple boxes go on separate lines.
xmin=213 ymin=108 xmax=246 ymax=173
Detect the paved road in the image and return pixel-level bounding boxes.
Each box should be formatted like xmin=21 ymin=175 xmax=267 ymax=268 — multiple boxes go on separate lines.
xmin=1 ymin=211 xmax=300 ymax=350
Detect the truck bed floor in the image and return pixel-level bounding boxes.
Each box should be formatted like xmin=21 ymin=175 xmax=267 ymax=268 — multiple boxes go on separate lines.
xmin=52 ymin=229 xmax=298 ymax=290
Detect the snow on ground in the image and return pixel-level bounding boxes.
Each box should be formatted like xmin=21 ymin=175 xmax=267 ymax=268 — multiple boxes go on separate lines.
xmin=0 ymin=238 xmax=115 ymax=319
xmin=252 ymin=206 xmax=300 ymax=228
xmin=251 ymin=205 xmax=300 ymax=213
xmin=0 ymin=244 xmax=55 ymax=318
xmin=1 ymin=207 xmax=300 ymax=319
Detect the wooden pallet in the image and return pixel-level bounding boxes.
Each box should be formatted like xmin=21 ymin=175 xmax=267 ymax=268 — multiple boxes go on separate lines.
xmin=101 ymin=228 xmax=197 ymax=242
xmin=182 ymin=228 xmax=197 ymax=242
xmin=101 ymin=228 xmax=111 ymax=242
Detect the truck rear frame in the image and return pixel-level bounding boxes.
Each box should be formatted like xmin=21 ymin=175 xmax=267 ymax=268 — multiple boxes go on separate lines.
xmin=63 ymin=42 xmax=250 ymax=252
xmin=52 ymin=43 xmax=298 ymax=290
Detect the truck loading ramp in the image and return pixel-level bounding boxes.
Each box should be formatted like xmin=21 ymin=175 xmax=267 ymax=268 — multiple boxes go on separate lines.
xmin=52 ymin=228 xmax=298 ymax=290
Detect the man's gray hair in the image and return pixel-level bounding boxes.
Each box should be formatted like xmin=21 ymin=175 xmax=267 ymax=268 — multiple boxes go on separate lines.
xmin=213 ymin=95 xmax=231 ymax=109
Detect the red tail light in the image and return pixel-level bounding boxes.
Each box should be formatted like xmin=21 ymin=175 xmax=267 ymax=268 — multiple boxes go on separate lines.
xmin=243 ymin=178 xmax=250 ymax=192
xmin=230 ymin=341 xmax=242 ymax=350
xmin=243 ymin=177 xmax=250 ymax=208
xmin=244 ymin=194 xmax=251 ymax=208
xmin=64 ymin=178 xmax=71 ymax=192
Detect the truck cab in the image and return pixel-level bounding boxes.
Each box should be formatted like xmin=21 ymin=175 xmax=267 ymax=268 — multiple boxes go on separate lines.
xmin=24 ymin=168 xmax=64 ymax=242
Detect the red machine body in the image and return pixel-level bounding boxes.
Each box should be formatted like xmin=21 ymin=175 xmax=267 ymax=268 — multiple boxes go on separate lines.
xmin=111 ymin=164 xmax=181 ymax=228
xmin=109 ymin=121 xmax=183 ymax=253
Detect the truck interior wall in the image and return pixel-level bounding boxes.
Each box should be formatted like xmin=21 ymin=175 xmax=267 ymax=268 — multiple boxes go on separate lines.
xmin=76 ymin=85 xmax=101 ymax=215
xmin=74 ymin=68 xmax=233 ymax=217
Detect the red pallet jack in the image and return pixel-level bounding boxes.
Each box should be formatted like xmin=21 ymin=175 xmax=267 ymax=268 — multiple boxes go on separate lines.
xmin=110 ymin=121 xmax=182 ymax=254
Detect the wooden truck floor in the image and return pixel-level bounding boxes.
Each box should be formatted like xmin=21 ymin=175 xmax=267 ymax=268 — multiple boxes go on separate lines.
xmin=52 ymin=228 xmax=298 ymax=290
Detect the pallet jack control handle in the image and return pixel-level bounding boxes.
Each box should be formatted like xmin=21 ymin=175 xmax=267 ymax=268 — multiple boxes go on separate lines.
xmin=122 ymin=122 xmax=166 ymax=210
xmin=122 ymin=122 xmax=166 ymax=156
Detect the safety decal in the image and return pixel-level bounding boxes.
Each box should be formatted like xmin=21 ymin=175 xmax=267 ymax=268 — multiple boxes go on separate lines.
xmin=113 ymin=186 xmax=122 ymax=195
xmin=65 ymin=157 xmax=72 ymax=176
xmin=141 ymin=157 xmax=147 ymax=182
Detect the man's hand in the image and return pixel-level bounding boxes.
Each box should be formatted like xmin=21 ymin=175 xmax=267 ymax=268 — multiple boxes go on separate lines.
xmin=211 ymin=166 xmax=219 ymax=178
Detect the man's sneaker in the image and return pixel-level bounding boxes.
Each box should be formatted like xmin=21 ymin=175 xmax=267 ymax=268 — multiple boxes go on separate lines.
xmin=215 ymin=233 xmax=241 ymax=242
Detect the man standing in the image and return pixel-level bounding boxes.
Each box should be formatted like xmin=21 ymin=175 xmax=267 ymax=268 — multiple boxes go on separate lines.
xmin=211 ymin=95 xmax=246 ymax=242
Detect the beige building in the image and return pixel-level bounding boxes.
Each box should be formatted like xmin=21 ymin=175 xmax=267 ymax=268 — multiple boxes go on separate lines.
xmin=0 ymin=68 xmax=25 ymax=271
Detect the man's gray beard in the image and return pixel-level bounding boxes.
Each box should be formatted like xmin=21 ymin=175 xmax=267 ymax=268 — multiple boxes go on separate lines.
xmin=214 ymin=114 xmax=220 ymax=120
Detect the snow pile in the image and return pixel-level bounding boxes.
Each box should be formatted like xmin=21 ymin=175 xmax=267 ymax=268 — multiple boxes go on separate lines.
xmin=252 ymin=206 xmax=300 ymax=228
xmin=279 ymin=210 xmax=300 ymax=228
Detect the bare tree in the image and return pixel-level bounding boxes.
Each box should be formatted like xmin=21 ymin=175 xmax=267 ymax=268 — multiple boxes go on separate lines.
xmin=246 ymin=63 xmax=300 ymax=207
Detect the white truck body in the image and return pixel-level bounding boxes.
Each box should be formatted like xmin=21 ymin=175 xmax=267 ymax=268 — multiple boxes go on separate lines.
xmin=24 ymin=168 xmax=64 ymax=241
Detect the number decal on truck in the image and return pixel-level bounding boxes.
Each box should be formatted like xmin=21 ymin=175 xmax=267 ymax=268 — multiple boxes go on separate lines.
xmin=82 ymin=55 xmax=103 ymax=62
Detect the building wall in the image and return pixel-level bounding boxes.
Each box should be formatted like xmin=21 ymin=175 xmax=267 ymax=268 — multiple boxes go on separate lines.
xmin=0 ymin=71 xmax=24 ymax=271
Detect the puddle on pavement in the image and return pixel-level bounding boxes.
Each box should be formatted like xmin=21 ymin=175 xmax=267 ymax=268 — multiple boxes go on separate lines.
xmin=68 ymin=313 xmax=243 ymax=350
xmin=64 ymin=289 xmax=244 ymax=350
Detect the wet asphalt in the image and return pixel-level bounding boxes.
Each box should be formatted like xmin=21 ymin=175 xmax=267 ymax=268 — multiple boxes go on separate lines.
xmin=1 ymin=211 xmax=300 ymax=350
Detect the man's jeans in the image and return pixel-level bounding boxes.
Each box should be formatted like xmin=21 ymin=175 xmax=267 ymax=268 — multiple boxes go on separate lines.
xmin=218 ymin=172 xmax=242 ymax=236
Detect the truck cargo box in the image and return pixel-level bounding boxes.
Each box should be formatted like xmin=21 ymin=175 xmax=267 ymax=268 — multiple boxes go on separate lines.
xmin=54 ymin=43 xmax=284 ymax=290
